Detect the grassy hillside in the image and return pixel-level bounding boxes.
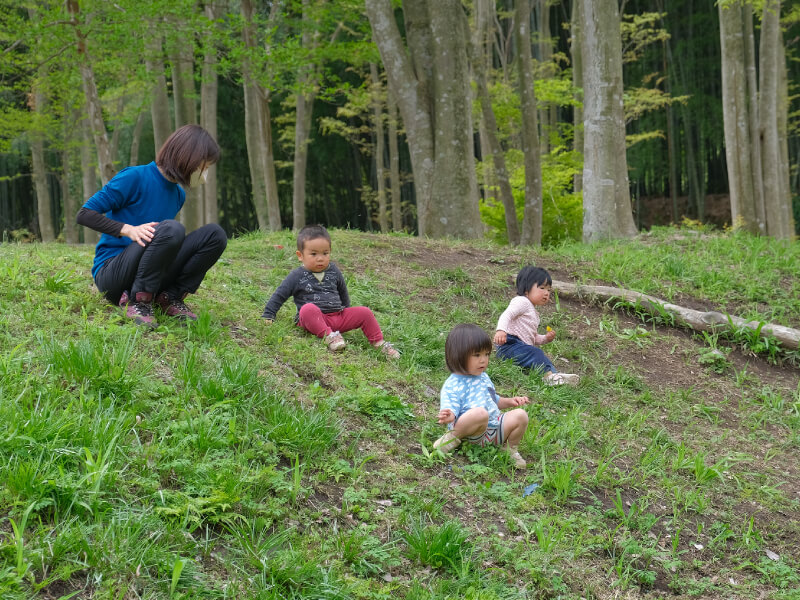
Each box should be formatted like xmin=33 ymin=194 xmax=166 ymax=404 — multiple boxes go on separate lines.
xmin=1 ymin=227 xmax=799 ymax=600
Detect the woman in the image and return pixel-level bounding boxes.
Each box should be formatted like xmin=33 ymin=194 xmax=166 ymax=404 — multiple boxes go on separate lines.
xmin=77 ymin=125 xmax=227 ymax=326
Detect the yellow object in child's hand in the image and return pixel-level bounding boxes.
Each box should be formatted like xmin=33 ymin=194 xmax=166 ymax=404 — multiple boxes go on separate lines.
xmin=546 ymin=326 xmax=552 ymax=332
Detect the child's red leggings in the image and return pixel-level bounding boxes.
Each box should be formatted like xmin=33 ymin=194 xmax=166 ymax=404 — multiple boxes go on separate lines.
xmin=297 ymin=303 xmax=384 ymax=344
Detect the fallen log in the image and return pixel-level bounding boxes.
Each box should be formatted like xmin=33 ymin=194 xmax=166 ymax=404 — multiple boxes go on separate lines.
xmin=551 ymin=280 xmax=800 ymax=350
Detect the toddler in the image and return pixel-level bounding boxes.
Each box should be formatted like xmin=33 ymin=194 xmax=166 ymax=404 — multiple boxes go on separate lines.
xmin=494 ymin=266 xmax=579 ymax=385
xmin=262 ymin=225 xmax=399 ymax=358
xmin=434 ymin=324 xmax=530 ymax=468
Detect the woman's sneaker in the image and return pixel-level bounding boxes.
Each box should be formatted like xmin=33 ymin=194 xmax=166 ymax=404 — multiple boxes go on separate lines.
xmin=544 ymin=372 xmax=580 ymax=386
xmin=324 ymin=331 xmax=346 ymax=351
xmin=119 ymin=291 xmax=155 ymax=328
xmin=155 ymin=292 xmax=197 ymax=320
xmin=433 ymin=431 xmax=461 ymax=454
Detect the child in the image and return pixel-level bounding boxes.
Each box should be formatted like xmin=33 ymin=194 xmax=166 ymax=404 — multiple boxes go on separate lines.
xmin=493 ymin=266 xmax=579 ymax=386
xmin=76 ymin=124 xmax=227 ymax=326
xmin=261 ymin=225 xmax=400 ymax=359
xmin=434 ymin=323 xmax=530 ymax=468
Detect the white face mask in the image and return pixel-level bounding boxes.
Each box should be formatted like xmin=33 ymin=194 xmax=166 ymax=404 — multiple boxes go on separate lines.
xmin=189 ymin=168 xmax=209 ymax=187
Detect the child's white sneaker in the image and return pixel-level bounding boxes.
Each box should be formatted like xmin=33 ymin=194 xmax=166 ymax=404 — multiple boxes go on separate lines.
xmin=506 ymin=447 xmax=527 ymax=469
xmin=433 ymin=431 xmax=461 ymax=454
xmin=544 ymin=372 xmax=580 ymax=386
xmin=375 ymin=340 xmax=400 ymax=359
xmin=325 ymin=331 xmax=346 ymax=351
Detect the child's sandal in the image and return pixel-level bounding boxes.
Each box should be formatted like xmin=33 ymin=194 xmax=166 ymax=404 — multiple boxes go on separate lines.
xmin=325 ymin=331 xmax=346 ymax=351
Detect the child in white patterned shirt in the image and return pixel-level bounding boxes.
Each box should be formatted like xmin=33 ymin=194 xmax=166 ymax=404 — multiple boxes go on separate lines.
xmin=433 ymin=323 xmax=530 ymax=468
xmin=494 ymin=266 xmax=579 ymax=386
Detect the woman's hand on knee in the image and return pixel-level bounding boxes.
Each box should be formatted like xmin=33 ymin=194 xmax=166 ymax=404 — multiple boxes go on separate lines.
xmin=121 ymin=222 xmax=159 ymax=247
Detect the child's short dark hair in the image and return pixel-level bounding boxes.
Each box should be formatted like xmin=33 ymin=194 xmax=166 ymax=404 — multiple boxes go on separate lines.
xmin=515 ymin=266 xmax=552 ymax=296
xmin=156 ymin=125 xmax=220 ymax=186
xmin=296 ymin=225 xmax=331 ymax=251
xmin=445 ymin=324 xmax=492 ymax=374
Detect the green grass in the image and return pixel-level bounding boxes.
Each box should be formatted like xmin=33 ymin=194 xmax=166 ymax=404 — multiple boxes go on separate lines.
xmin=0 ymin=226 xmax=799 ymax=599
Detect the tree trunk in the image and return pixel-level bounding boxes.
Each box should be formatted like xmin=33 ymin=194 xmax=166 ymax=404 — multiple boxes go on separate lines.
xmin=718 ymin=1 xmax=759 ymax=233
xmin=129 ymin=111 xmax=145 ymax=167
xmin=536 ymin=0 xmax=555 ymax=154
xmin=473 ymin=0 xmax=519 ymax=244
xmin=292 ymin=0 xmax=317 ymax=231
xmin=260 ymin=94 xmax=282 ymax=231
xmin=428 ymin=2 xmax=482 ymax=238
xmin=758 ymin=0 xmax=792 ymax=239
xmin=370 ymin=63 xmax=389 ymax=232
xmin=170 ymin=39 xmax=203 ymax=232
xmin=516 ymin=0 xmax=543 ymax=245
xmin=30 ymin=88 xmax=54 ymax=242
xmin=62 ymin=114 xmax=78 ymax=244
xmin=367 ymin=0 xmax=482 ymax=239
xmin=146 ymin=34 xmax=173 ymax=154
xmin=240 ymin=0 xmax=271 ymax=231
xmin=743 ymin=4 xmax=766 ymax=231
xmin=64 ymin=2 xmax=115 ymax=187
xmin=80 ymin=113 xmax=99 ymax=245
xmin=580 ymin=0 xmax=636 ymax=242
xmin=387 ymin=90 xmax=403 ymax=232
xmin=776 ymin=27 xmax=793 ymax=235
xmin=570 ymin=0 xmax=583 ymax=195
xmin=201 ymin=2 xmax=220 ymax=225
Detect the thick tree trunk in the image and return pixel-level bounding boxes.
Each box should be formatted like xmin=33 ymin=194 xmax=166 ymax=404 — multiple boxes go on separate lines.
xmin=387 ymin=91 xmax=403 ymax=232
xmin=758 ymin=0 xmax=792 ymax=239
xmin=473 ymin=0 xmax=519 ymax=244
xmin=719 ymin=1 xmax=759 ymax=233
xmin=516 ymin=0 xmax=543 ymax=245
xmin=201 ymin=2 xmax=220 ymax=225
xmin=580 ymin=0 xmax=636 ymax=242
xmin=428 ymin=2 xmax=482 ymax=238
xmin=146 ymin=34 xmax=173 ymax=154
xmin=370 ymin=63 xmax=389 ymax=232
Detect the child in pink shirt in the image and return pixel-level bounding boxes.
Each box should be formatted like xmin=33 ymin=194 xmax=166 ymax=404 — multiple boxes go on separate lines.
xmin=493 ymin=266 xmax=579 ymax=386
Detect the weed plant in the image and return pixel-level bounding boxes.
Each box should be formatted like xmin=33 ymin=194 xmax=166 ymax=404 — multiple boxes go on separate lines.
xmin=0 ymin=229 xmax=799 ymax=599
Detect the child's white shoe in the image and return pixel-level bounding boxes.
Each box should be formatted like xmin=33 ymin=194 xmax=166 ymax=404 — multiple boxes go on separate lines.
xmin=506 ymin=447 xmax=527 ymax=469
xmin=544 ymin=372 xmax=579 ymax=386
xmin=325 ymin=331 xmax=346 ymax=351
xmin=433 ymin=431 xmax=461 ymax=454
xmin=375 ymin=340 xmax=400 ymax=359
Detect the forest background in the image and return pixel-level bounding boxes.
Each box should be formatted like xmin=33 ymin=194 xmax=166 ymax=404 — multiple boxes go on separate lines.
xmin=0 ymin=0 xmax=798 ymax=246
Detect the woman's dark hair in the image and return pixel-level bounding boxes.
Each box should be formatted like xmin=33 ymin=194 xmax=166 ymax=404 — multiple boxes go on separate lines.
xmin=515 ymin=266 xmax=552 ymax=296
xmin=297 ymin=224 xmax=331 ymax=251
xmin=156 ymin=125 xmax=220 ymax=186
xmin=445 ymin=324 xmax=492 ymax=374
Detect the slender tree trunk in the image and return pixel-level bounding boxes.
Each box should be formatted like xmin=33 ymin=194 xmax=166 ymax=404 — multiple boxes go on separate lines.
xmin=570 ymin=0 xmax=583 ymax=194
xmin=65 ymin=2 xmax=115 ymax=186
xmin=473 ymin=0 xmax=519 ymax=244
xmin=370 ymin=63 xmax=389 ymax=232
xmin=744 ymin=3 xmax=765 ymax=232
xmin=580 ymin=0 xmax=636 ymax=242
xmin=536 ymin=0 xmax=555 ymax=154
xmin=146 ymin=34 xmax=172 ymax=153
xmin=758 ymin=0 xmax=792 ymax=239
xmin=240 ymin=0 xmax=271 ymax=231
xmin=292 ymin=0 xmax=316 ymax=230
xmin=387 ymin=90 xmax=403 ymax=232
xmin=517 ymin=0 xmax=543 ymax=245
xmin=719 ymin=1 xmax=759 ymax=233
xmin=80 ymin=113 xmax=99 ymax=245
xmin=365 ymin=0 xmax=435 ymax=236
xmin=201 ymin=2 xmax=219 ymax=225
xmin=62 ymin=114 xmax=78 ymax=244
xmin=129 ymin=111 xmax=145 ymax=167
xmin=170 ymin=39 xmax=203 ymax=231
xmin=30 ymin=88 xmax=54 ymax=242
xmin=776 ymin=27 xmax=793 ymax=234
xmin=260 ymin=93 xmax=282 ymax=230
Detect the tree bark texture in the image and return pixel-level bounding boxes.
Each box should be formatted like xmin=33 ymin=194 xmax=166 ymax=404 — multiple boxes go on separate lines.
xmin=292 ymin=0 xmax=316 ymax=231
xmin=30 ymin=88 xmax=54 ymax=242
xmin=80 ymin=113 xmax=99 ymax=245
xmin=516 ymin=0 xmax=543 ymax=245
xmin=146 ymin=34 xmax=173 ymax=154
xmin=366 ymin=0 xmax=482 ymax=239
xmin=718 ymin=1 xmax=759 ymax=233
xmin=580 ymin=0 xmax=636 ymax=242
xmin=387 ymin=91 xmax=403 ymax=232
xmin=552 ymin=280 xmax=800 ymax=350
xmin=201 ymin=2 xmax=220 ymax=225
xmin=370 ymin=63 xmax=389 ymax=233
xmin=570 ymin=0 xmax=583 ymax=195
